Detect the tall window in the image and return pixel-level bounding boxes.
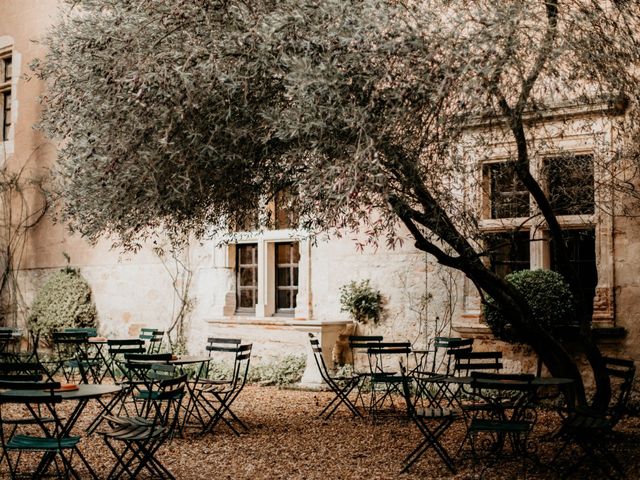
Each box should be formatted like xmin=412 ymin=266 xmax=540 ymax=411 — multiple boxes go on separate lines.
xmin=0 ymin=53 xmax=11 ymax=142
xmin=275 ymin=242 xmax=300 ymax=313
xmin=485 ymin=231 xmax=531 ymax=279
xmin=550 ymin=229 xmax=597 ymax=321
xmin=545 ymin=154 xmax=594 ymax=216
xmin=477 ymin=150 xmax=601 ymax=327
xmin=484 ymin=161 xmax=529 ymax=219
xmin=236 ymin=244 xmax=258 ymax=312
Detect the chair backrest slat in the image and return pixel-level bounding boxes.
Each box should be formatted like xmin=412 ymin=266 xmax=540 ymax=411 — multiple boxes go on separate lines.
xmin=430 ymin=337 xmax=474 ymax=375
xmin=454 ymin=350 xmax=503 ymax=376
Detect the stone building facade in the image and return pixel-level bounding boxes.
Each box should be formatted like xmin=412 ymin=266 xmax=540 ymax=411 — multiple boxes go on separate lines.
xmin=1 ymin=1 xmax=638 ymax=382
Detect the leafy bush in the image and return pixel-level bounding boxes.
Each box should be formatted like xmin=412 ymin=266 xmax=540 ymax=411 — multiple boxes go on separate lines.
xmin=249 ymin=354 xmax=306 ymax=387
xmin=483 ymin=269 xmax=575 ymax=343
xmin=339 ymin=279 xmax=383 ymax=324
xmin=28 ymin=268 xmax=98 ymax=343
xmin=198 ymin=361 xmax=234 ymax=381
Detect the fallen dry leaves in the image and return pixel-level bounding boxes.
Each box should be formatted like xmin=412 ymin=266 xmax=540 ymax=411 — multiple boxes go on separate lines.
xmin=2 ymin=385 xmax=640 ymax=479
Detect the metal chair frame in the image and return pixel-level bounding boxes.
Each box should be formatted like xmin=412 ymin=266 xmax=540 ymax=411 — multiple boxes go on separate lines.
xmin=0 ymin=380 xmax=99 ymax=480
xmin=309 ymin=334 xmax=361 ymax=419
xmin=366 ymin=342 xmax=412 ymax=416
xmin=348 ymin=335 xmax=383 ymax=409
xmin=196 ymin=344 xmax=253 ymax=435
xmin=399 ymin=365 xmax=458 ymax=474
xmin=552 ymin=357 xmax=636 ymax=478
xmin=139 ymin=328 xmax=165 ymax=354
xmin=102 ymin=374 xmax=187 ymax=480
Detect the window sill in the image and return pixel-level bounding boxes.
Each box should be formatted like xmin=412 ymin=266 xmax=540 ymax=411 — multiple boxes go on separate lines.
xmin=205 ymin=317 xmax=353 ymax=328
xmin=206 ymin=316 xmax=305 ymax=327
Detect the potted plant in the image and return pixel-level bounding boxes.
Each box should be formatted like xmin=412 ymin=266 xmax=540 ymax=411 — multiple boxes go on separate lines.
xmin=339 ymin=280 xmax=384 ymax=325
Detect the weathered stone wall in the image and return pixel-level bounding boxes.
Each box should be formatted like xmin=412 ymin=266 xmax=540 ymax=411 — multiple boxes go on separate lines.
xmin=4 ymin=0 xmax=640 ymax=382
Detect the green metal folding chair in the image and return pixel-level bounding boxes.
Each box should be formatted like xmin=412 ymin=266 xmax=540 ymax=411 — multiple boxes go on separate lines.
xmin=101 ymin=374 xmax=187 ymax=480
xmin=0 ymin=380 xmax=98 ymax=479
xmin=399 ymin=365 xmax=458 ymax=474
xmin=309 ymin=334 xmax=361 ymax=420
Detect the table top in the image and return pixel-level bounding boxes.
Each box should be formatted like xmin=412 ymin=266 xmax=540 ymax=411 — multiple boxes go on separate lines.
xmin=1 ymin=383 xmax=121 ymax=400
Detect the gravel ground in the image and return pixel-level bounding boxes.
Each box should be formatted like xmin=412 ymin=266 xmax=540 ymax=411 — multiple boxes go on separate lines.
xmin=1 ymin=385 xmax=639 ymax=479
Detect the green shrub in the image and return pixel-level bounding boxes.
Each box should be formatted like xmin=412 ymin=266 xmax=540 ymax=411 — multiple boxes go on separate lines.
xmin=339 ymin=279 xmax=383 ymax=324
xmin=203 ymin=361 xmax=235 ymax=380
xmin=483 ymin=269 xmax=575 ymax=342
xmin=249 ymin=354 xmax=306 ymax=387
xmin=28 ymin=267 xmax=98 ymax=343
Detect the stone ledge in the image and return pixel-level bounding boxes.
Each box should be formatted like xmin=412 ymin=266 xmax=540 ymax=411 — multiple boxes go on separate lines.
xmin=452 ymin=323 xmax=494 ymax=338
xmin=205 ymin=318 xmax=353 ymax=328
xmin=592 ymin=326 xmax=627 ymax=341
xmin=454 ymin=323 xmax=627 ymax=343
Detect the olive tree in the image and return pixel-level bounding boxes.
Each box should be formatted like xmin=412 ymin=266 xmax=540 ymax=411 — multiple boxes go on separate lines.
xmin=36 ymin=0 xmax=640 ymax=408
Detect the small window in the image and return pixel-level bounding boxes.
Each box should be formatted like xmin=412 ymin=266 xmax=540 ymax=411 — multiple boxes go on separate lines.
xmin=545 ymin=155 xmax=594 ymax=216
xmin=236 ymin=244 xmax=258 ymax=312
xmin=1 ymin=53 xmax=11 ymax=142
xmin=272 ymin=189 xmax=299 ymax=230
xmin=275 ymin=242 xmax=300 ymax=313
xmin=484 ymin=162 xmax=530 ymax=219
xmin=485 ymin=231 xmax=531 ymax=279
xmin=2 ymin=57 xmax=11 ymax=82
xmin=2 ymin=92 xmax=10 ymax=141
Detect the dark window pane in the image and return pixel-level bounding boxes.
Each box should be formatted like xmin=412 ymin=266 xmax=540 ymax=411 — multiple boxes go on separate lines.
xmin=4 ymin=58 xmax=11 ymax=81
xmin=239 ymin=244 xmax=256 ymax=265
xmin=486 ymin=162 xmax=530 ymax=219
xmin=277 ymin=267 xmax=291 ymax=286
xmin=292 ymin=267 xmax=299 ymax=286
xmin=239 ymin=290 xmax=255 ymax=308
xmin=546 ymin=155 xmax=594 ymax=216
xmin=277 ymin=290 xmax=291 ymax=310
xmin=550 ymin=229 xmax=597 ymax=322
xmin=485 ymin=231 xmax=531 ymax=279
xmin=240 ymin=267 xmax=255 ymax=286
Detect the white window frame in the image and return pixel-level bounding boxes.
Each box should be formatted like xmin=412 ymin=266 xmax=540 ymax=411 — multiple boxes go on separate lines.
xmin=221 ymin=229 xmax=310 ymax=320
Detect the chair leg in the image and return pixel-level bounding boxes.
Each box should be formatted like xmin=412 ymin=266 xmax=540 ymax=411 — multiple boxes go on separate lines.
xmin=321 ymin=380 xmax=361 ymax=420
xmin=402 ymin=417 xmax=456 ymax=474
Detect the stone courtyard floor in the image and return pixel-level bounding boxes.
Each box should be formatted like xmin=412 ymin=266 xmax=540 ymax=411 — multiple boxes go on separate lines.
xmin=2 ymin=385 xmax=640 ymax=479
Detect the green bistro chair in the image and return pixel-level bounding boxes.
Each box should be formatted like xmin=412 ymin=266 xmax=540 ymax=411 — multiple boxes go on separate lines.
xmin=200 ymin=343 xmax=253 ymax=435
xmin=139 ymin=328 xmax=165 ymax=354
xmin=0 ymin=380 xmax=98 ymax=479
xmin=101 ymin=374 xmax=187 ymax=480
xmin=184 ymin=337 xmax=242 ymax=431
xmin=399 ymin=364 xmax=458 ymax=474
xmin=309 ymin=334 xmax=361 ymax=420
